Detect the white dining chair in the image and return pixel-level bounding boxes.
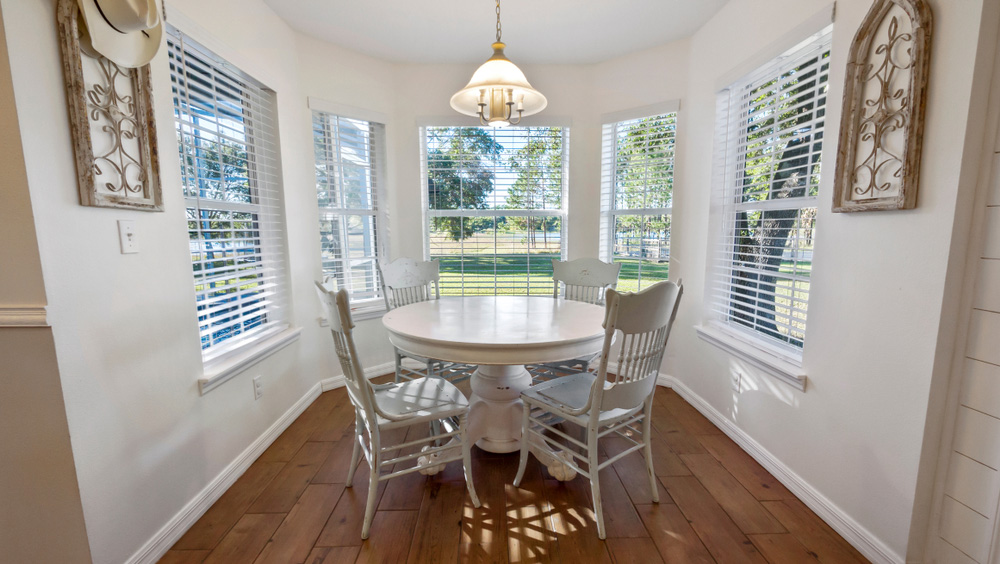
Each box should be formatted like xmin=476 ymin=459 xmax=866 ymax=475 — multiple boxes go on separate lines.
xmin=527 ymin=258 xmax=623 ymax=381
xmin=513 ymin=279 xmax=683 ymax=539
xmin=552 ymin=257 xmax=622 ymax=305
xmin=378 ymin=258 xmax=472 ymax=383
xmin=315 ymin=282 xmax=480 ymax=539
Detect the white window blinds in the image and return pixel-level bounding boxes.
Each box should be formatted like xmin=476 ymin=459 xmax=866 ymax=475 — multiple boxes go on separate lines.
xmin=312 ymin=112 xmax=385 ymax=303
xmin=167 ymin=28 xmax=290 ymax=361
xmin=708 ymin=26 xmax=831 ymax=353
xmin=422 ymin=126 xmax=568 ymax=295
xmin=600 ymin=110 xmax=677 ymax=292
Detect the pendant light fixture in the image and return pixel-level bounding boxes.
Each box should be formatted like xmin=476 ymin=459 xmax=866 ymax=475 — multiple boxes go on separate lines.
xmin=450 ymin=0 xmax=547 ymax=127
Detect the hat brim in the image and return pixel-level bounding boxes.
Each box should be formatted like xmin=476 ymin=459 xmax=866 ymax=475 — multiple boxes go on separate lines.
xmin=76 ymin=0 xmax=162 ymax=68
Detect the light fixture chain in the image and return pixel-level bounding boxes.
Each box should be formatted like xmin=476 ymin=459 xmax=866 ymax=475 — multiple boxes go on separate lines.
xmin=496 ymin=0 xmax=502 ymax=42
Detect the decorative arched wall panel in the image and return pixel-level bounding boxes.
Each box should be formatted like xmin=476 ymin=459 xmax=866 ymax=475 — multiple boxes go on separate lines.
xmin=832 ymin=0 xmax=932 ymax=212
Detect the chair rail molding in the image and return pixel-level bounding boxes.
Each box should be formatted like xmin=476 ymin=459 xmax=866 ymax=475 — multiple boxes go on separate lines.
xmin=0 ymin=306 xmax=48 ymax=327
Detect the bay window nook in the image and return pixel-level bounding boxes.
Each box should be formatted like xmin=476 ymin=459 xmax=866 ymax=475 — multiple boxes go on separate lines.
xmin=2 ymin=1 xmax=993 ymax=563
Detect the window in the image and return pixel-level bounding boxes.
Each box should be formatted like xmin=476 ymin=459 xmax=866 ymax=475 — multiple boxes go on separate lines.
xmin=312 ymin=112 xmax=385 ymax=305
xmin=168 ymin=28 xmax=290 ymax=361
xmin=422 ymin=126 xmax=568 ymax=295
xmin=600 ymin=109 xmax=677 ymax=293
xmin=708 ymin=26 xmax=831 ymax=355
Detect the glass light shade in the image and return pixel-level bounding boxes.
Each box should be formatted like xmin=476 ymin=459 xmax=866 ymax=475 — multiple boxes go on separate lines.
xmin=450 ymin=42 xmax=547 ymax=122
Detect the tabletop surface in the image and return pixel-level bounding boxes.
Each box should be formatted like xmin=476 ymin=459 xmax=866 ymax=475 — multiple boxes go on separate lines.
xmin=382 ymin=296 xmax=607 ymax=349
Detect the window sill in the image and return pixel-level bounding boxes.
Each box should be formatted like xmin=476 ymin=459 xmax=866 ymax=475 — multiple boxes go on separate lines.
xmin=199 ymin=327 xmax=303 ymax=395
xmin=351 ymin=302 xmax=388 ymax=322
xmin=318 ymin=300 xmax=386 ymax=325
xmin=695 ymin=324 xmax=807 ymax=391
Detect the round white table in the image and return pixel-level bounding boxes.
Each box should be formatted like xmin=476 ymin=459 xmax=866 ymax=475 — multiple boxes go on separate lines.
xmin=382 ymin=296 xmax=606 ymax=454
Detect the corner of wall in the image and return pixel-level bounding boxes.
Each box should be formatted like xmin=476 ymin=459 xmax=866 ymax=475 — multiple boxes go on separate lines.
xmin=907 ymin=0 xmax=1000 ymax=558
xmin=0 ymin=0 xmax=92 ymax=560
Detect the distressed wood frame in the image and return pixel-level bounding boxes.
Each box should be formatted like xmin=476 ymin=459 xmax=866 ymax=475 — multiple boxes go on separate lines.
xmin=56 ymin=0 xmax=163 ymax=211
xmin=832 ymin=0 xmax=932 ymax=212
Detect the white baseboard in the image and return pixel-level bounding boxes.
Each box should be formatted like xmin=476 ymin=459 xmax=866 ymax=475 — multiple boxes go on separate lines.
xmin=365 ymin=361 xmax=396 ymax=380
xmin=125 ymin=381 xmax=323 ymax=564
xmin=131 ymin=363 xmax=896 ymax=564
xmin=320 ymin=375 xmax=346 ymax=391
xmin=320 ymin=361 xmax=395 ymax=392
xmin=656 ymin=374 xmax=903 ymax=564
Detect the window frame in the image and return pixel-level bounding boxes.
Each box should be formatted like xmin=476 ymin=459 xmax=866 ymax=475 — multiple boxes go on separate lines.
xmin=599 ymin=102 xmax=679 ymax=293
xmin=699 ymin=23 xmax=833 ymax=390
xmin=419 ymin=124 xmax=570 ymax=296
xmin=310 ymin=101 xmax=389 ymax=319
xmin=167 ymin=24 xmax=296 ymax=384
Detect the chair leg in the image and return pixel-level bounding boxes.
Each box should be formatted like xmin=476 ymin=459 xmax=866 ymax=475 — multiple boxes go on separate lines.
xmin=394 ymin=349 xmax=404 ymax=383
xmin=460 ymin=414 xmax=481 ymax=507
xmin=588 ymin=426 xmax=606 ymax=539
xmin=642 ymin=406 xmax=659 ymax=503
xmin=346 ymin=413 xmax=362 ymax=487
xmin=361 ymin=434 xmax=381 ymax=540
xmin=513 ymin=402 xmax=531 ymax=487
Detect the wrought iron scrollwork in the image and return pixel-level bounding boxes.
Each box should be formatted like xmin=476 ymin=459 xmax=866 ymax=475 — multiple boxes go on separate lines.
xmin=852 ymin=16 xmax=912 ymax=198
xmin=86 ymin=58 xmax=148 ymax=196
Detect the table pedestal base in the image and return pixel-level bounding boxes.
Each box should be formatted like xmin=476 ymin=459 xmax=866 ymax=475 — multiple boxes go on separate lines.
xmin=467 ymin=364 xmax=532 ymax=453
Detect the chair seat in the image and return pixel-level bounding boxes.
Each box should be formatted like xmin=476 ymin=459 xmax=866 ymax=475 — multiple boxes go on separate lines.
xmin=521 ymin=373 xmax=641 ymax=426
xmin=375 ymin=377 xmax=469 ymax=425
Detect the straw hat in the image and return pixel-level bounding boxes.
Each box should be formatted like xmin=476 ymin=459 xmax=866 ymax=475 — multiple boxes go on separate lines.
xmin=76 ymin=0 xmax=163 ymax=68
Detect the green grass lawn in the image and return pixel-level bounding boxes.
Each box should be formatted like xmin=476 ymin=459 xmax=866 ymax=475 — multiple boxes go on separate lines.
xmin=431 ymin=254 xmax=672 ymax=296
xmin=433 ymin=255 xmax=559 ymax=295
xmin=428 ymin=228 xmax=808 ymax=346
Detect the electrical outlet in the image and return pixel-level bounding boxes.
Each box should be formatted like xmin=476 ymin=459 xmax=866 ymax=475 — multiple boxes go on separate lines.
xmin=117 ymin=220 xmax=138 ymax=254
xmin=253 ymin=375 xmax=263 ymax=400
xmin=732 ymin=371 xmax=742 ymax=393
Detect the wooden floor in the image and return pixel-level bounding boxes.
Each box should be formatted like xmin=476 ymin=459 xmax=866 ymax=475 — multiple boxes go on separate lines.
xmin=160 ymin=377 xmax=869 ymax=564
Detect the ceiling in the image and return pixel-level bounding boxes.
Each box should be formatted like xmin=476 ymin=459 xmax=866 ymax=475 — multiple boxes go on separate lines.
xmin=263 ymin=0 xmax=731 ymax=65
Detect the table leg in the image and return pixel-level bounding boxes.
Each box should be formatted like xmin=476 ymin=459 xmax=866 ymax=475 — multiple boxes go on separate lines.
xmin=467 ymin=364 xmax=532 ymax=453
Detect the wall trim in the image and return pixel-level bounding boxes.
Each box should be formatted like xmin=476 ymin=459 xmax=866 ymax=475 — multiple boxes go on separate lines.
xmin=307 ymin=96 xmax=389 ymax=125
xmin=127 ymin=362 xmax=898 ymax=564
xmin=695 ymin=324 xmax=807 ymax=391
xmin=199 ymin=327 xmax=302 ymax=395
xmin=600 ymin=99 xmax=681 ymax=125
xmin=320 ymin=375 xmax=346 ymax=391
xmin=0 ymin=306 xmax=48 ymax=327
xmin=129 ymin=360 xmax=394 ymax=562
xmin=655 ymin=374 xmax=903 ymax=564
xmin=321 ymin=360 xmax=395 ymax=392
xmin=125 ymin=381 xmax=323 ymax=564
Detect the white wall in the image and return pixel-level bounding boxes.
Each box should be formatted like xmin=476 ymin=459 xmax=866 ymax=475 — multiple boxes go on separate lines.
xmin=665 ymin=0 xmax=989 ymax=560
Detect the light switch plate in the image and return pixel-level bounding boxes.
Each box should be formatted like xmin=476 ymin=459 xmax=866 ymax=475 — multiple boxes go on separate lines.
xmin=118 ymin=220 xmax=138 ymax=254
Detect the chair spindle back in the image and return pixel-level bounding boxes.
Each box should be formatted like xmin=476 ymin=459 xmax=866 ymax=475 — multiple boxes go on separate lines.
xmin=593 ymin=280 xmax=683 ymax=413
xmin=315 ymin=282 xmax=378 ymax=424
xmin=378 ymin=258 xmax=441 ymax=310
xmin=552 ymin=258 xmax=622 ymax=306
